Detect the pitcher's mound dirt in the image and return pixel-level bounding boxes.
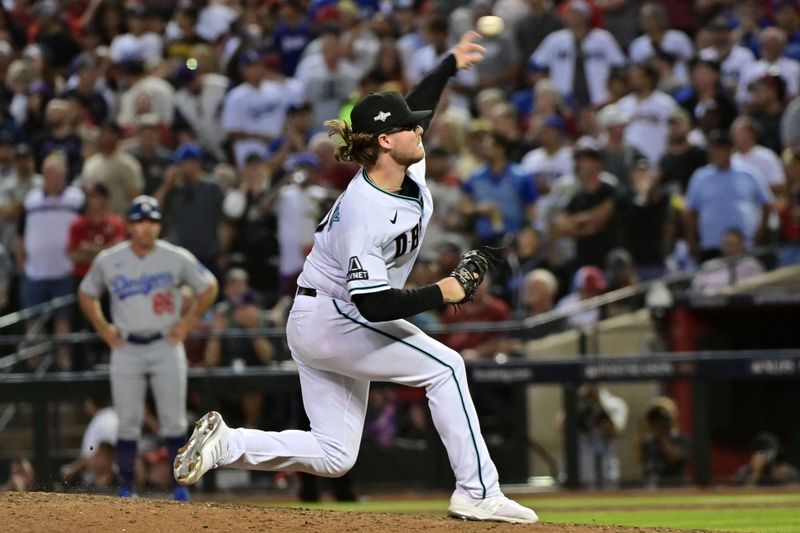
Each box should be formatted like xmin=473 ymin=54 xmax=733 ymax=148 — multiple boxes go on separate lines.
xmin=0 ymin=492 xmax=702 ymax=532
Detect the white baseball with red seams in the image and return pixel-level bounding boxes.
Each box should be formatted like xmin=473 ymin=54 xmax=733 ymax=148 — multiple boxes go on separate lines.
xmin=476 ymin=15 xmax=504 ymax=37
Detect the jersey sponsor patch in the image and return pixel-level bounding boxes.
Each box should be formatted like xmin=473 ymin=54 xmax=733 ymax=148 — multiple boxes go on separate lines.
xmin=346 ymin=256 xmax=369 ymax=281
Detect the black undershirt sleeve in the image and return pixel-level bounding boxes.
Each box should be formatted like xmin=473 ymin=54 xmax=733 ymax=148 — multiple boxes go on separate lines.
xmin=404 ymin=53 xmax=457 ymax=132
xmin=352 ymin=284 xmax=444 ymax=322
xmin=350 ymin=54 xmax=456 ymax=322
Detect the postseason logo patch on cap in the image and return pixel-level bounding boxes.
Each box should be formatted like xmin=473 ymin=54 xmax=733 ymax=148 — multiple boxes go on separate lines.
xmin=349 ymin=91 xmax=432 ymax=136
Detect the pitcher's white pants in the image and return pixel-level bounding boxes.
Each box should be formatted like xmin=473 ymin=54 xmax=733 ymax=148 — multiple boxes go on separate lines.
xmin=222 ymin=295 xmax=500 ymax=499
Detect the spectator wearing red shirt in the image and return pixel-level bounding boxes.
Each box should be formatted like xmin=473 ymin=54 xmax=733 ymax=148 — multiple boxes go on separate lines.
xmin=67 ymin=182 xmax=125 ymax=279
xmin=441 ymin=279 xmax=511 ymax=360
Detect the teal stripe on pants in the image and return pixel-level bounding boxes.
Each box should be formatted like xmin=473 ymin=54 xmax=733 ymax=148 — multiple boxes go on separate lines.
xmin=332 ymin=299 xmax=487 ymax=498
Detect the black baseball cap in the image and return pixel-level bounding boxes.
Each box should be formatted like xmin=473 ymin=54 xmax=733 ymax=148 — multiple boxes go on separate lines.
xmin=83 ymin=182 xmax=110 ymax=198
xmin=244 ymin=152 xmax=265 ymax=165
xmin=0 ymin=131 xmax=15 ymax=145
xmin=99 ymin=120 xmax=122 ymax=134
xmin=753 ymin=432 xmax=780 ymax=454
xmin=574 ymin=145 xmax=603 ymax=160
xmin=707 ymin=129 xmax=732 ymax=147
xmin=350 ymin=91 xmax=431 ymax=136
xmin=288 ymin=101 xmax=312 ymax=115
xmin=690 ymin=56 xmax=721 ymax=72
xmin=708 ymin=16 xmax=728 ymax=31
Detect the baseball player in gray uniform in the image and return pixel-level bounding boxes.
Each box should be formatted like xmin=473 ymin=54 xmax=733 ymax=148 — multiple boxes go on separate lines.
xmin=174 ymin=32 xmax=538 ymax=523
xmin=79 ymin=196 xmax=218 ymax=500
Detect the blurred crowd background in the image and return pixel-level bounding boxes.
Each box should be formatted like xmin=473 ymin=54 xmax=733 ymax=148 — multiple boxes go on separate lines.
xmin=1 ymin=0 xmax=800 ymax=495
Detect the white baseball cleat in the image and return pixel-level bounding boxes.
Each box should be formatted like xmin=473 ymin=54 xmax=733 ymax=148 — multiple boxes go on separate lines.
xmin=174 ymin=411 xmax=230 ymax=486
xmin=448 ymin=493 xmax=539 ymax=524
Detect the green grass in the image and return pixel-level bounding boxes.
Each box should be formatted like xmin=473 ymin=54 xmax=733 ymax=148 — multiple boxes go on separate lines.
xmin=531 ymin=492 xmax=800 ymax=508
xmin=260 ymin=491 xmax=800 ymax=532
xmin=542 ymin=508 xmax=800 ymax=533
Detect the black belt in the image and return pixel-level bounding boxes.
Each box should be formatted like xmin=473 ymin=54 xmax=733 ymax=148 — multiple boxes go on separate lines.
xmin=297 ymin=286 xmax=317 ymax=298
xmin=127 ymin=332 xmax=164 ymax=345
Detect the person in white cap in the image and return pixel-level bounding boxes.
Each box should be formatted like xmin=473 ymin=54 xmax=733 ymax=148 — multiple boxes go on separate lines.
xmin=596 ymin=104 xmax=644 ymax=193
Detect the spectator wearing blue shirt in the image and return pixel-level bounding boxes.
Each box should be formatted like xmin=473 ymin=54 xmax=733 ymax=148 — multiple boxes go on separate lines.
xmin=461 ymin=132 xmax=538 ymax=246
xmin=774 ymin=1 xmax=800 ymax=62
xmin=686 ymin=130 xmax=773 ymax=261
xmin=270 ymin=0 xmax=312 ymax=77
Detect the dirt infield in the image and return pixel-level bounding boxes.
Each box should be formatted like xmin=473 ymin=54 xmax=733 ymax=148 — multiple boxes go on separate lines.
xmin=0 ymin=492 xmax=697 ymax=533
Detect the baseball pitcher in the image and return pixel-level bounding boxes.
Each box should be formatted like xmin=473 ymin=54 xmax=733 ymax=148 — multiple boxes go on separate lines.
xmin=174 ymin=32 xmax=537 ymax=523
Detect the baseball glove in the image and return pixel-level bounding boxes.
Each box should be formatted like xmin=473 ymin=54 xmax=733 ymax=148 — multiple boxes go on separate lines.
xmin=448 ymin=247 xmax=498 ymax=304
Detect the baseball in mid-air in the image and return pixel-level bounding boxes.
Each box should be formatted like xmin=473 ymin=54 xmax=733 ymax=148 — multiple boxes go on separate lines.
xmin=476 ymin=15 xmax=504 ymax=37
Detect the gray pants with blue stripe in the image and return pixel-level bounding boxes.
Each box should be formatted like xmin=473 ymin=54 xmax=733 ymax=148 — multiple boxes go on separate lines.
xmin=220 ymin=295 xmax=500 ymax=500
xmin=110 ymin=339 xmax=187 ymax=440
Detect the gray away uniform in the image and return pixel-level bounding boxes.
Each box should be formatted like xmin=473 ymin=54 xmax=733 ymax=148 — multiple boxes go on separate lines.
xmin=80 ymin=240 xmax=216 ymax=439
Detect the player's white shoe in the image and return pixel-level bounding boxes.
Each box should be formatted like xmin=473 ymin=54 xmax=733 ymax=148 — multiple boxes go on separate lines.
xmin=174 ymin=411 xmax=230 ymax=486
xmin=448 ymin=493 xmax=539 ymax=524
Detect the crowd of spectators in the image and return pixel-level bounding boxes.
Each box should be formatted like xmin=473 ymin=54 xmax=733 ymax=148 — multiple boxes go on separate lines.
xmin=0 ymin=0 xmax=800 ymax=358
xmin=0 ymin=0 xmax=799 ymax=497
xmin=0 ymin=0 xmax=797 ymax=372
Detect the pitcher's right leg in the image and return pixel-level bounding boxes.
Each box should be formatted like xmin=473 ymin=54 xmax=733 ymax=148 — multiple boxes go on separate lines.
xmin=226 ymin=360 xmax=369 ymax=476
xmin=174 ymin=360 xmax=369 ymax=485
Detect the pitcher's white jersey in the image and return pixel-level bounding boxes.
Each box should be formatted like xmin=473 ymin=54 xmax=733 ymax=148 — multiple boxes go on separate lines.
xmin=298 ymin=158 xmax=432 ymax=303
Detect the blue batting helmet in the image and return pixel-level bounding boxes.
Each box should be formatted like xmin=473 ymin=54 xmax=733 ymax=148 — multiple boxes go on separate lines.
xmin=127 ymin=195 xmax=162 ymax=222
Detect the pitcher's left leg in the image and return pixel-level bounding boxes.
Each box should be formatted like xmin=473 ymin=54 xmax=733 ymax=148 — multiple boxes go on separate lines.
xmin=323 ymin=302 xmax=537 ymax=523
xmin=320 ymin=301 xmax=499 ymax=499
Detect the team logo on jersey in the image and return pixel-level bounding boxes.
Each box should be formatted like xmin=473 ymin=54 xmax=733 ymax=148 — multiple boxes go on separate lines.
xmin=346 ymin=256 xmax=369 ymax=281
xmin=327 ymin=202 xmax=341 ymax=232
xmin=110 ymin=272 xmax=174 ymax=300
xmin=374 ymin=111 xmax=391 ymax=122
xmin=392 ymin=217 xmax=422 ymax=259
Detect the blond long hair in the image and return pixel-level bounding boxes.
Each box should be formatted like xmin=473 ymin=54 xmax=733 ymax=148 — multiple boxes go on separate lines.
xmin=324 ymin=119 xmax=380 ymax=167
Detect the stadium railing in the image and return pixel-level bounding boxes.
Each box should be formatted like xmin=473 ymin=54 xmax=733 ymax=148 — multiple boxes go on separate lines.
xmin=2 ymin=349 xmax=798 ymax=490
xmin=0 ymin=244 xmax=790 ymax=490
